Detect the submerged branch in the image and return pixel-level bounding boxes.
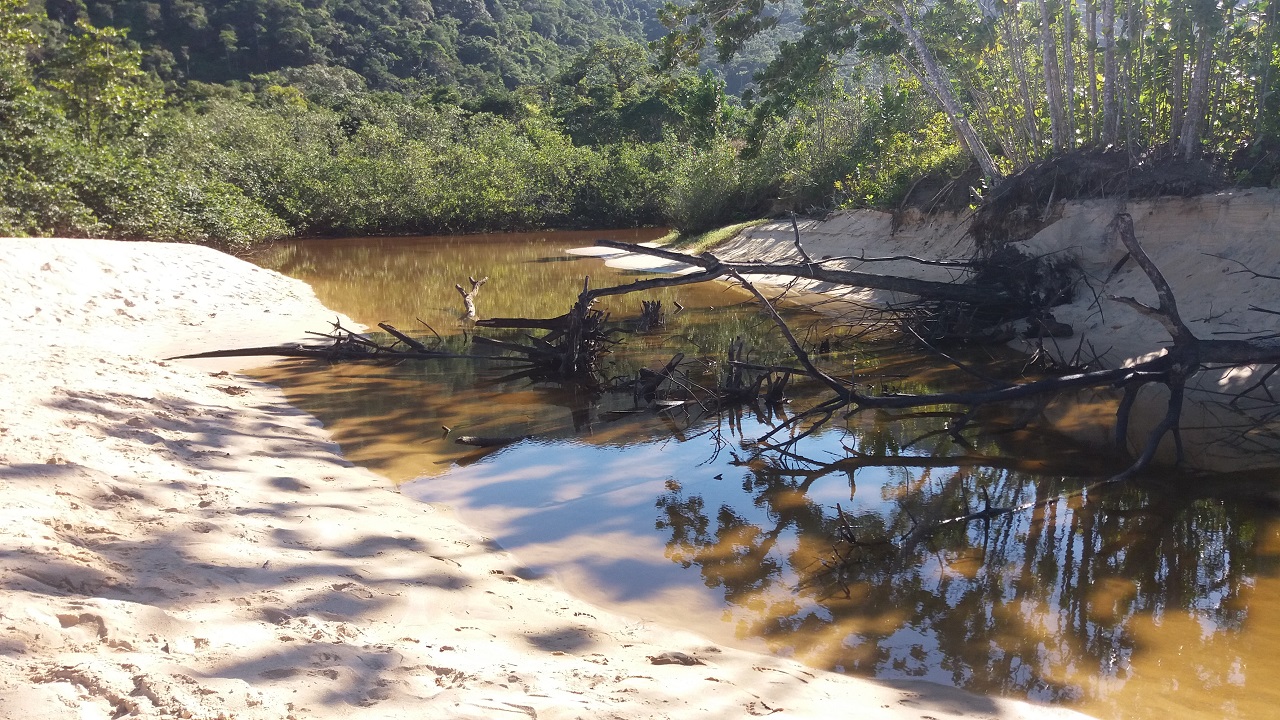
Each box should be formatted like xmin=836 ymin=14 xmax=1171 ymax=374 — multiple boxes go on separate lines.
xmin=730 ymin=271 xmax=851 ymax=398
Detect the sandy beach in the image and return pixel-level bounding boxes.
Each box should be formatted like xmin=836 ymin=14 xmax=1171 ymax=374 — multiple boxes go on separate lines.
xmin=0 ymin=237 xmax=1093 ymax=719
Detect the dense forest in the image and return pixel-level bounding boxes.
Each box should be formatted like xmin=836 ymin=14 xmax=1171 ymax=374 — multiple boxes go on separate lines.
xmin=1 ymin=0 xmax=1278 ymax=251
xmin=47 ymin=0 xmax=664 ymax=91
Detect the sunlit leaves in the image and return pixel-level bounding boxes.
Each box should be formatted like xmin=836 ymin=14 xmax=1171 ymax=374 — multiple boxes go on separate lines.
xmin=45 ymin=21 xmax=163 ymax=146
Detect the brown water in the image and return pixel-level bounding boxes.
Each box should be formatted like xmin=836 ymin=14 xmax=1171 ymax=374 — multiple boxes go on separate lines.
xmin=251 ymin=230 xmax=1280 ymax=720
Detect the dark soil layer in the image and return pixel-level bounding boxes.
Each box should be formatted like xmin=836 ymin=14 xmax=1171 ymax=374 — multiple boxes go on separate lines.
xmin=886 ymin=147 xmax=1234 ymax=342
xmin=970 ymin=148 xmax=1226 ymax=252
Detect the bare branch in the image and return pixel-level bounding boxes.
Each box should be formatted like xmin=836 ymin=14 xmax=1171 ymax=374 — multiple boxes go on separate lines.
xmin=729 ymin=271 xmax=851 ymax=398
xmin=593 ymin=239 xmax=1003 ymax=305
xmin=1202 ymin=252 xmax=1280 ymax=281
xmin=790 ymin=212 xmax=812 ymax=263
xmin=455 ymin=276 xmax=488 ymax=320
xmin=1107 ymin=213 xmax=1194 ymax=344
xmin=825 ymin=253 xmax=975 ymax=268
xmin=580 ymin=267 xmax=729 ymax=304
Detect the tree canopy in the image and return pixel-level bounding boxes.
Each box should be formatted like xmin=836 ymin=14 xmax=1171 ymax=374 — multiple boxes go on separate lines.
xmin=4 ymin=0 xmax=1280 ymax=249
xmin=660 ymin=0 xmax=1280 ymax=181
xmin=40 ymin=0 xmax=670 ymax=92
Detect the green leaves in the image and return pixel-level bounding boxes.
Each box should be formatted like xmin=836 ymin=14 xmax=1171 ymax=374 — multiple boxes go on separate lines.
xmin=34 ymin=0 xmax=659 ymax=95
xmin=45 ymin=21 xmax=163 ymax=146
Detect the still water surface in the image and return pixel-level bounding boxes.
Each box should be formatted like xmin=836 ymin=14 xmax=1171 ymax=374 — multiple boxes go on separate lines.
xmin=251 ymin=230 xmax=1280 ymax=719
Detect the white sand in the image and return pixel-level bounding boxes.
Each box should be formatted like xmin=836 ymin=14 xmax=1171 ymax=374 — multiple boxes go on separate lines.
xmin=0 ymin=237 xmax=1093 ymax=719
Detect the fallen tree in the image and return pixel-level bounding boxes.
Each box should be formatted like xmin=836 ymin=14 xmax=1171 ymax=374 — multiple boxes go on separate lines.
xmin=587 ymin=212 xmax=1280 ymax=481
xmin=182 ymin=210 xmax=1280 ymax=482
xmin=170 ymin=319 xmax=510 ymax=362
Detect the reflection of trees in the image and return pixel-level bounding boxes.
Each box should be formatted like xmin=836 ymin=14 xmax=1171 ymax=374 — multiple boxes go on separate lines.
xmin=259 ymin=234 xmax=1278 ymax=711
xmin=251 ymin=291 xmax=843 ymax=478
xmin=653 ymin=422 xmax=1267 ymax=703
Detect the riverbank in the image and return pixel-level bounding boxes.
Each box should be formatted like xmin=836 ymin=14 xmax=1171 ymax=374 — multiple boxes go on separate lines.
xmin=594 ymin=190 xmax=1280 ymax=472
xmin=0 ymin=237 xmax=1093 ymax=719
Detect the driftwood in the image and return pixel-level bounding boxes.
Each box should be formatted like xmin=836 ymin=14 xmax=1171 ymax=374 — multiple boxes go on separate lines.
xmin=455 ymin=434 xmax=531 ymax=447
xmin=636 ymin=352 xmax=685 ymax=401
xmin=167 ymin=319 xmax=520 ymax=364
xmin=638 ymin=300 xmax=664 ymax=331
xmin=475 ymin=315 xmax=570 ymax=330
xmin=459 ymin=278 xmax=625 ymax=383
xmin=182 ymin=213 xmax=1280 ymax=485
xmin=589 ymin=240 xmax=1001 ymax=305
xmin=378 ymin=322 xmax=431 ymax=352
xmin=169 ymin=344 xmax=489 ymax=362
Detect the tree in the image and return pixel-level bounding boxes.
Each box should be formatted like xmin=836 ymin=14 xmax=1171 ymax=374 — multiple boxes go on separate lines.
xmin=45 ymin=20 xmax=163 ymax=147
xmin=1037 ymin=0 xmax=1067 ymax=151
xmin=879 ymin=2 xmax=1001 ymax=181
xmin=662 ymin=0 xmax=1280 ymax=178
xmin=0 ymin=0 xmax=102 ymax=235
xmin=0 ymin=0 xmax=38 ymax=140
xmin=1176 ymin=1 xmax=1221 ymax=158
xmin=659 ymin=0 xmax=1004 ymax=181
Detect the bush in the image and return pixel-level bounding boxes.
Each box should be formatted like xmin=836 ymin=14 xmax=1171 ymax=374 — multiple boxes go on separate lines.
xmin=661 ymin=138 xmax=747 ymax=233
xmin=834 ymin=110 xmax=967 ymax=209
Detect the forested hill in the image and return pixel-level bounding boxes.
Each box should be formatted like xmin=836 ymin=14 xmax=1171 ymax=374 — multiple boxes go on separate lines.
xmin=41 ymin=0 xmax=666 ymax=90
xmin=9 ymin=0 xmax=1276 ymax=253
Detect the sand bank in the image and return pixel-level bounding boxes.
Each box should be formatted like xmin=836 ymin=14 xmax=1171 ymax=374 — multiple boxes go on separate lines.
xmin=0 ymin=237 xmax=1092 ymax=719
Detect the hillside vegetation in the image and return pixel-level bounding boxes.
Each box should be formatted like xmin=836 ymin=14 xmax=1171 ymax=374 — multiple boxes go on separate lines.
xmin=49 ymin=0 xmax=661 ymax=92
xmin=3 ymin=0 xmax=1279 ymax=250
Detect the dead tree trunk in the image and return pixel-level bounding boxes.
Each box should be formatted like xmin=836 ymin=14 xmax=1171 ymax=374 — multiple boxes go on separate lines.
xmin=456 ymin=276 xmax=488 ymax=320
xmin=638 ymin=300 xmax=664 ymax=331
xmin=588 ymin=240 xmax=1003 ymax=305
xmin=187 ymin=217 xmax=1280 ymax=481
xmin=636 ymin=352 xmax=685 ymax=402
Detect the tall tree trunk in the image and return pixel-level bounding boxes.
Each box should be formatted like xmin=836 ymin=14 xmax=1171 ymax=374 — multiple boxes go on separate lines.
xmin=1086 ymin=0 xmax=1099 ymax=142
xmin=1170 ymin=2 xmax=1186 ymax=150
xmin=1179 ymin=21 xmax=1214 ymax=159
xmin=1255 ymin=0 xmax=1278 ymax=137
xmin=1004 ymin=9 xmax=1041 ymax=152
xmin=1134 ymin=0 xmax=1150 ymax=146
xmin=1039 ymin=0 xmax=1068 ymax=151
xmin=886 ymin=6 xmax=1002 ymax=181
xmin=1121 ymin=0 xmax=1139 ymax=149
xmin=1101 ymin=0 xmax=1120 ymax=143
xmin=1063 ymin=0 xmax=1077 ymax=145
xmin=1205 ymin=5 xmax=1232 ymax=149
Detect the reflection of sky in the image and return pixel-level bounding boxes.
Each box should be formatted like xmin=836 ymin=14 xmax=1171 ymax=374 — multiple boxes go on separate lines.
xmin=401 ymin=412 xmax=1280 ymax=720
xmin=261 ymin=233 xmax=1280 ymax=720
xmin=402 ymin=414 xmax=854 ymax=626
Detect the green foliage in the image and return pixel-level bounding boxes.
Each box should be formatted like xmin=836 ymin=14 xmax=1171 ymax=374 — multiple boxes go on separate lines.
xmin=19 ymin=0 xmax=1211 ymax=252
xmin=45 ymin=0 xmax=666 ymax=94
xmin=824 ymin=83 xmax=968 ymax=209
xmin=667 ymin=217 xmax=768 ymax=252
xmin=661 ymin=135 xmax=777 ymax=232
xmin=661 ymin=138 xmax=740 ymax=232
xmin=663 ymin=0 xmax=1280 ymax=180
xmin=44 ymin=21 xmax=163 ymax=146
xmin=163 ymin=88 xmax=682 ymax=237
xmin=0 ymin=6 xmax=288 ymax=249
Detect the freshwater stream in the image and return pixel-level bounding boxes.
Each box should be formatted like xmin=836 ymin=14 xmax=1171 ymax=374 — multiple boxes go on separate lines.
xmin=251 ymin=229 xmax=1280 ymax=720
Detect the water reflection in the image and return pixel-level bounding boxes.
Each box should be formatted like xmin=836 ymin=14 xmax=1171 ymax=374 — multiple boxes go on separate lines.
xmin=645 ymin=421 xmax=1280 ymax=719
xmin=252 ymin=232 xmax=1280 ymax=720
xmin=255 ymin=228 xmax=678 ymax=331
